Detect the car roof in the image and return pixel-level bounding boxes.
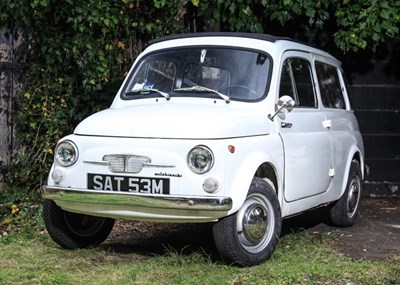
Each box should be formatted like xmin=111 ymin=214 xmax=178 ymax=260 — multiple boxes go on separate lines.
xmin=148 ymin=32 xmax=339 ymax=64
xmin=149 ymin=32 xmax=290 ymax=45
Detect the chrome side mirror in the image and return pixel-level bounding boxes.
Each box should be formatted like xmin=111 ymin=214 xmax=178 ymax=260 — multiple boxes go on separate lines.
xmin=268 ymin=96 xmax=295 ymax=121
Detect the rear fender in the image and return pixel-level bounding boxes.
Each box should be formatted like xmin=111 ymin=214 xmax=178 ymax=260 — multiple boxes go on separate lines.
xmin=338 ymin=146 xmax=364 ymax=199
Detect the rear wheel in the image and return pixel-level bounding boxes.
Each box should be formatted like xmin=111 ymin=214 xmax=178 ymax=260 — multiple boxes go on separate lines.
xmin=43 ymin=200 xmax=115 ymax=249
xmin=213 ymin=177 xmax=282 ymax=266
xmin=330 ymin=161 xmax=362 ymax=227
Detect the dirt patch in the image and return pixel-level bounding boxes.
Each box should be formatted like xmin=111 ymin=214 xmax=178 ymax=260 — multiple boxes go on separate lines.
xmin=106 ymin=221 xmax=216 ymax=257
xmin=315 ymin=197 xmax=400 ymax=260
xmin=106 ymin=197 xmax=400 ymax=261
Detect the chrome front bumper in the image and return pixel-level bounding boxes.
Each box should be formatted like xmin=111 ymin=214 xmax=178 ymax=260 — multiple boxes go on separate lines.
xmin=42 ymin=185 xmax=233 ymax=222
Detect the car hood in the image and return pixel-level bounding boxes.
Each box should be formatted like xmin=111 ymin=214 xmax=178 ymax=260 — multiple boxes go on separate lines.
xmin=74 ymin=101 xmax=271 ymax=139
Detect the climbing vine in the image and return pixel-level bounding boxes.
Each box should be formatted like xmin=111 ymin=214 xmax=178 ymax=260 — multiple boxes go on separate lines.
xmin=197 ymin=0 xmax=400 ymax=52
xmin=0 ymin=0 xmax=399 ymax=195
xmin=0 ymin=0 xmax=190 ymax=192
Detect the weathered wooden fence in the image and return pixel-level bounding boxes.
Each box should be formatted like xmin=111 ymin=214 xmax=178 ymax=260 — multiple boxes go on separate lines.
xmin=0 ymin=31 xmax=18 ymax=191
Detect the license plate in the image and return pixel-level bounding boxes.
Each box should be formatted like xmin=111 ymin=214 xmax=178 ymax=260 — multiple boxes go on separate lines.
xmin=87 ymin=173 xmax=170 ymax=194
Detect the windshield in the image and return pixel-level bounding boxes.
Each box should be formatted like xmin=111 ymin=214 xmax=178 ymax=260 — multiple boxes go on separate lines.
xmin=122 ymin=47 xmax=271 ymax=101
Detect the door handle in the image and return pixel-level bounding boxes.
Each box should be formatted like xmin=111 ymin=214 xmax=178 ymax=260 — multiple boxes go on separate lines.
xmin=281 ymin=122 xmax=293 ymax=128
xmin=323 ymin=120 xmax=332 ymax=128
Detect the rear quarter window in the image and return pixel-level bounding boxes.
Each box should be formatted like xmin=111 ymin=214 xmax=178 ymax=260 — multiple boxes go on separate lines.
xmin=315 ymin=62 xmax=346 ymax=109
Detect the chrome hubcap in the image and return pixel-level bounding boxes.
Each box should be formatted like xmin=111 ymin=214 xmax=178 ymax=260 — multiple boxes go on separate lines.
xmin=236 ymin=193 xmax=274 ymax=253
xmin=347 ymin=176 xmax=361 ymax=218
xmin=243 ymin=205 xmax=268 ymax=244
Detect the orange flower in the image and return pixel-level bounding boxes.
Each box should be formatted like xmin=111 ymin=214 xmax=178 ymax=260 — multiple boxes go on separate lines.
xmin=11 ymin=204 xmax=19 ymax=214
xmin=117 ymin=41 xmax=126 ymax=49
xmin=1 ymin=219 xmax=11 ymax=226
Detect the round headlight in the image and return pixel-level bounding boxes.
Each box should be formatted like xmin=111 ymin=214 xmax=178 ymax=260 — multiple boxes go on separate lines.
xmin=187 ymin=145 xmax=214 ymax=174
xmin=55 ymin=140 xmax=78 ymax=167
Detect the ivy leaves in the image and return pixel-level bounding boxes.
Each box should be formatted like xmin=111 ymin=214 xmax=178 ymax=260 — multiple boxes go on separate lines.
xmin=198 ymin=0 xmax=400 ymax=52
xmin=0 ymin=0 xmax=188 ymax=190
xmin=334 ymin=1 xmax=400 ymax=52
xmin=0 ymin=0 xmax=399 ymax=192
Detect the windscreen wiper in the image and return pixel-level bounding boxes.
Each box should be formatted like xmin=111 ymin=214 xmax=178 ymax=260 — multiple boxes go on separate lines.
xmin=174 ymin=86 xmax=230 ymax=103
xmin=125 ymin=88 xmax=170 ymax=100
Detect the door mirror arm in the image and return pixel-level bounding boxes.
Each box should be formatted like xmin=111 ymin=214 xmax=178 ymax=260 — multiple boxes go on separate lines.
xmin=268 ymin=95 xmax=295 ymax=121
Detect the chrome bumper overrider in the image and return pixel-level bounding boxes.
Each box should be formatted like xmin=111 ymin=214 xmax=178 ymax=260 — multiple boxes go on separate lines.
xmin=42 ymin=185 xmax=233 ymax=221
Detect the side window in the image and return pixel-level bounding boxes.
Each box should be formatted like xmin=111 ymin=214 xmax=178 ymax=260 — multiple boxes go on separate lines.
xmin=279 ymin=58 xmax=316 ymax=108
xmin=315 ymin=62 xmax=345 ymax=109
xmin=279 ymin=60 xmax=294 ymax=98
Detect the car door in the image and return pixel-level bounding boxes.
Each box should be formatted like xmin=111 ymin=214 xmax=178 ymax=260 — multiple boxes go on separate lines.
xmin=314 ymin=58 xmax=358 ymax=191
xmin=278 ymin=52 xmax=333 ymax=202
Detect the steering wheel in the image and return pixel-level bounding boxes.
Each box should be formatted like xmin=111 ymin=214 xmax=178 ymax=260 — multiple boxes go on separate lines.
xmin=219 ymin=85 xmax=258 ymax=97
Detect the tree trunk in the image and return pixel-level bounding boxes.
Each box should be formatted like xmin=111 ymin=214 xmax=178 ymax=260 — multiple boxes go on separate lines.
xmin=0 ymin=32 xmax=17 ymax=191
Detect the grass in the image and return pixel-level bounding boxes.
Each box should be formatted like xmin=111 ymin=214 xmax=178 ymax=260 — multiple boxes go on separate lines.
xmin=0 ymin=225 xmax=399 ymax=285
xmin=0 ymin=191 xmax=399 ymax=285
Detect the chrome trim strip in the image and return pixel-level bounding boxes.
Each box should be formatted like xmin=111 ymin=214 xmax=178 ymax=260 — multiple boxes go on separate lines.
xmin=42 ymin=185 xmax=232 ymax=211
xmin=83 ymin=160 xmax=175 ymax=168
xmin=143 ymin=163 xmax=175 ymax=168
xmin=83 ymin=160 xmax=108 ymax=166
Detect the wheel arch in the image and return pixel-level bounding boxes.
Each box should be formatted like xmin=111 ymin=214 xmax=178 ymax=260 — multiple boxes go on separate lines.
xmin=227 ymin=153 xmax=283 ymax=215
xmin=255 ymin=162 xmax=279 ymax=194
xmin=339 ymin=147 xmax=364 ymax=199
xmin=351 ymin=151 xmax=364 ymax=178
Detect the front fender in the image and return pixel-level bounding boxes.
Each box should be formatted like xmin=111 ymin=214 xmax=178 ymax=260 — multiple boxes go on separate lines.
xmin=224 ymin=135 xmax=284 ymax=215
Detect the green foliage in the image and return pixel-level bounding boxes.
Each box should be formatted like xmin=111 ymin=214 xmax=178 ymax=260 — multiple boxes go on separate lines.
xmin=0 ymin=0 xmax=189 ymax=192
xmin=198 ymin=0 xmax=400 ymax=52
xmin=198 ymin=0 xmax=264 ymax=33
xmin=0 ymin=0 xmax=399 ymax=218
xmin=0 ymin=186 xmax=43 ymax=237
xmin=334 ymin=1 xmax=400 ymax=52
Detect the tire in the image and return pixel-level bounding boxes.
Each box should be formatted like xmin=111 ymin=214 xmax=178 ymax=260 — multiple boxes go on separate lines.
xmin=43 ymin=200 xmax=115 ymax=249
xmin=213 ymin=177 xmax=282 ymax=267
xmin=330 ymin=161 xmax=362 ymax=227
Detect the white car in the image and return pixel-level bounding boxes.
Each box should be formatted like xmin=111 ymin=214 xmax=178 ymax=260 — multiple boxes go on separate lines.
xmin=42 ymin=32 xmax=365 ymax=266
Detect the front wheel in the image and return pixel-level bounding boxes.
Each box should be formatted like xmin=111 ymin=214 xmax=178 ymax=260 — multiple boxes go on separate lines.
xmin=213 ymin=177 xmax=282 ymax=266
xmin=330 ymin=161 xmax=362 ymax=227
xmin=43 ymin=200 xmax=115 ymax=249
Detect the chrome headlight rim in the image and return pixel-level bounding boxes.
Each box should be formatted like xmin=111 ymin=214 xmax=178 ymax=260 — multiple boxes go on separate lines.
xmin=187 ymin=145 xmax=214 ymax=174
xmin=55 ymin=140 xmax=79 ymax=167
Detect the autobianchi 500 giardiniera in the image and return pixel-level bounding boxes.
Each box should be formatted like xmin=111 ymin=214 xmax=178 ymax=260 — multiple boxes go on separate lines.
xmin=42 ymin=32 xmax=365 ymax=267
